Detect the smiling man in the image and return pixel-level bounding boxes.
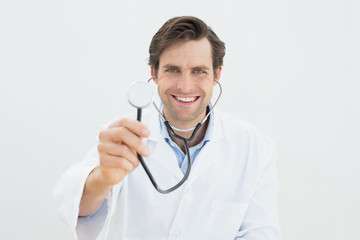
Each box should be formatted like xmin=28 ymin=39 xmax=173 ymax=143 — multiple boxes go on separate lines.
xmin=152 ymin=37 xmax=220 ymax=150
xmin=54 ymin=16 xmax=281 ymax=239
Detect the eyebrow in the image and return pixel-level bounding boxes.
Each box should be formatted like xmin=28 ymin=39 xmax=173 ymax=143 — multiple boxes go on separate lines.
xmin=162 ymin=64 xmax=180 ymax=69
xmin=192 ymin=65 xmax=210 ymax=71
xmin=162 ymin=64 xmax=210 ymax=71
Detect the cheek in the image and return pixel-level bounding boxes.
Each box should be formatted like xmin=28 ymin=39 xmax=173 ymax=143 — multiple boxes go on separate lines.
xmin=199 ymin=79 xmax=215 ymax=92
xmin=156 ymin=73 xmax=171 ymax=89
xmin=157 ymin=81 xmax=170 ymax=96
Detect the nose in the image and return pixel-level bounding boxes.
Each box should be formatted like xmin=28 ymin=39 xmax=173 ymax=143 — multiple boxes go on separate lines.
xmin=176 ymin=73 xmax=193 ymax=92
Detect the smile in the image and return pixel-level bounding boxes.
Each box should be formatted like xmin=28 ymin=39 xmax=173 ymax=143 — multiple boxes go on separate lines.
xmin=173 ymin=95 xmax=199 ymax=103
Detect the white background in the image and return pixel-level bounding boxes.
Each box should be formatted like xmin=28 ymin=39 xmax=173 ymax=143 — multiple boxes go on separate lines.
xmin=0 ymin=0 xmax=359 ymax=239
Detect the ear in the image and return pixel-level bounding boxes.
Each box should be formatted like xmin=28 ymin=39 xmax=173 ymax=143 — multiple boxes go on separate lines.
xmin=150 ymin=66 xmax=158 ymax=84
xmin=214 ymin=66 xmax=222 ymax=86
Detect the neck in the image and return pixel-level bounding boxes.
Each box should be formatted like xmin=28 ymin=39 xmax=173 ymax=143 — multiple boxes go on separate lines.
xmin=168 ymin=116 xmax=209 ymax=153
xmin=161 ymin=105 xmax=210 ymax=152
xmin=166 ymin=117 xmax=203 ymax=133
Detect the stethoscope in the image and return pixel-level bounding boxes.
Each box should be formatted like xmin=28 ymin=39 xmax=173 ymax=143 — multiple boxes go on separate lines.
xmin=127 ymin=77 xmax=222 ymax=194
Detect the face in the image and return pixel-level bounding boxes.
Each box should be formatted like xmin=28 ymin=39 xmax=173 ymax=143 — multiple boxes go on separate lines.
xmin=151 ymin=38 xmax=222 ymax=128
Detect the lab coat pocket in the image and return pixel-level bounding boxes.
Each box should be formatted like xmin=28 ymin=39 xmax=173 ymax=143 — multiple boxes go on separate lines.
xmin=206 ymin=199 xmax=249 ymax=239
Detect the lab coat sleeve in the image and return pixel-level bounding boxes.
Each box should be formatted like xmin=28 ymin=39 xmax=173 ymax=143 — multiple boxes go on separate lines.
xmin=235 ymin=139 xmax=281 ymax=240
xmin=53 ymin=141 xmax=103 ymax=238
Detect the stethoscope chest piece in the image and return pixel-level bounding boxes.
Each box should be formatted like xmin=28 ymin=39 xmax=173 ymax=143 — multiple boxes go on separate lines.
xmin=128 ymin=81 xmax=154 ymax=109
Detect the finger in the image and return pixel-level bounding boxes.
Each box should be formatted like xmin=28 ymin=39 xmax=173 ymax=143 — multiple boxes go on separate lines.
xmin=99 ymin=127 xmax=150 ymax=157
xmin=98 ymin=142 xmax=140 ymax=167
xmin=100 ymin=154 xmax=136 ymax=173
xmin=109 ymin=117 xmax=150 ymax=138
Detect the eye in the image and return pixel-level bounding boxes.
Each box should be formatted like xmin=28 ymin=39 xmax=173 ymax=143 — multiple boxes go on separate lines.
xmin=194 ymin=69 xmax=205 ymax=74
xmin=166 ymin=69 xmax=178 ymax=73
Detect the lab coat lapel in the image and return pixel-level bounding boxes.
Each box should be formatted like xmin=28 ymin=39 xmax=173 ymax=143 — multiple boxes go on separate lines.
xmin=150 ymin=140 xmax=184 ymax=180
xmin=145 ymin=108 xmax=184 ymax=180
xmin=188 ymin=110 xmax=224 ymax=184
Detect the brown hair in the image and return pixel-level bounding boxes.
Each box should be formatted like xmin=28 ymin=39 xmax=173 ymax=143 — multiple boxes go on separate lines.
xmin=148 ymin=16 xmax=225 ymax=76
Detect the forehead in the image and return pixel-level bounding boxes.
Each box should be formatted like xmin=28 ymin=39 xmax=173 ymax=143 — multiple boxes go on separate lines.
xmin=159 ymin=38 xmax=213 ymax=69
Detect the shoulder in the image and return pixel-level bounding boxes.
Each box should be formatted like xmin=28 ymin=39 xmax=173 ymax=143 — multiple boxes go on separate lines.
xmin=215 ymin=109 xmax=276 ymax=153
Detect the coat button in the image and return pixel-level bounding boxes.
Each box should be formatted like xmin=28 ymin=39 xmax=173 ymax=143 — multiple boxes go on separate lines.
xmin=173 ymin=229 xmax=182 ymax=239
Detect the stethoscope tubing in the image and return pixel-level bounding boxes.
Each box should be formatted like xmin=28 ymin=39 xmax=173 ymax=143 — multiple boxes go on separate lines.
xmin=136 ymin=108 xmax=201 ymax=194
xmin=135 ymin=78 xmax=221 ymax=194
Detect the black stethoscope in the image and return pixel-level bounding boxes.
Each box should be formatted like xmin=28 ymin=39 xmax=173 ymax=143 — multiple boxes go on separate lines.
xmin=127 ymin=77 xmax=222 ymax=194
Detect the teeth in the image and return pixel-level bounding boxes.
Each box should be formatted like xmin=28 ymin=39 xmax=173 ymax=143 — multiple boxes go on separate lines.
xmin=176 ymin=96 xmax=197 ymax=102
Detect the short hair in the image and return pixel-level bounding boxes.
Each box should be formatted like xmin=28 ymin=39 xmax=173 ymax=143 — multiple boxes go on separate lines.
xmin=148 ymin=16 xmax=225 ymax=75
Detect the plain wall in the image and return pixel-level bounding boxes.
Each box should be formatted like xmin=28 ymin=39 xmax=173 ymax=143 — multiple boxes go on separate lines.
xmin=0 ymin=0 xmax=359 ymax=239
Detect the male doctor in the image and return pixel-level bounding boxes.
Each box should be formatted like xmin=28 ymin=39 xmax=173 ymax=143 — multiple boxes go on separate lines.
xmin=54 ymin=16 xmax=281 ymax=239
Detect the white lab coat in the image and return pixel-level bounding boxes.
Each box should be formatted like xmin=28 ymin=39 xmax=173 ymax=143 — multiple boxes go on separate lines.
xmin=53 ymin=109 xmax=281 ymax=240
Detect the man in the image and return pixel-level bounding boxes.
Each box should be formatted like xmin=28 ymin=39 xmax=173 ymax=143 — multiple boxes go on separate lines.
xmin=54 ymin=16 xmax=281 ymax=239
